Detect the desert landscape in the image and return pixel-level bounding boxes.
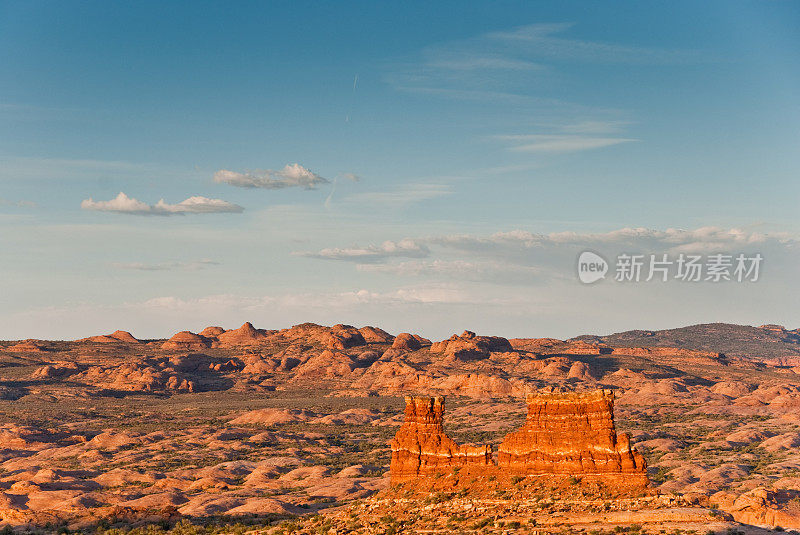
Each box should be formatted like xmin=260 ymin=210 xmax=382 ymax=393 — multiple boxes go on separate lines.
xmin=0 ymin=322 xmax=798 ymax=533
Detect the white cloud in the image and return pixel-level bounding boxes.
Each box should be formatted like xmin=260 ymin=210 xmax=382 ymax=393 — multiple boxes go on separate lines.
xmin=81 ymin=192 xmax=243 ymax=216
xmin=154 ymin=196 xmax=244 ymax=214
xmin=300 ymin=227 xmax=798 ymax=286
xmin=214 ymin=163 xmax=329 ymax=189
xmin=296 ymin=239 xmax=430 ymax=263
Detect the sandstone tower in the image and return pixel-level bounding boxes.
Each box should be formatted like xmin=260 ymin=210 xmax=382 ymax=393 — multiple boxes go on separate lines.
xmin=389 ymin=396 xmax=493 ymax=484
xmin=498 ymin=389 xmax=648 ymax=486
xmin=389 ymin=389 xmax=648 ymax=489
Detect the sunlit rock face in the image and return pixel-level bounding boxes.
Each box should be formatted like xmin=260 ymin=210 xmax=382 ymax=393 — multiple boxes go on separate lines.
xmin=498 ymin=389 xmax=648 ymax=485
xmin=389 ymin=396 xmax=492 ymax=484
xmin=390 ymin=390 xmax=649 ymax=491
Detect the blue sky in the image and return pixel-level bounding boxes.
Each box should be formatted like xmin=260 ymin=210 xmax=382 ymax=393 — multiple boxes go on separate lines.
xmin=1 ymin=1 xmax=798 ymax=340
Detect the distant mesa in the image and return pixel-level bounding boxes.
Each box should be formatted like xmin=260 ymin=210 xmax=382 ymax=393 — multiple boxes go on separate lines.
xmin=390 ymin=389 xmax=648 ymax=491
xmin=161 ymin=331 xmax=212 ymax=350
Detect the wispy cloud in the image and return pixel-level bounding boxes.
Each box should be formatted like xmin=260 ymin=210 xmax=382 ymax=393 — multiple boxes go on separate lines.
xmin=425 ymin=54 xmax=543 ymax=72
xmin=388 ymin=22 xmax=699 ymax=104
xmin=81 ymin=192 xmax=243 ymax=216
xmin=432 ymin=227 xmax=797 ymax=256
xmin=214 ymin=163 xmax=329 ymax=189
xmin=0 ymin=198 xmax=37 ymax=208
xmin=487 ymin=23 xmax=698 ymax=64
xmin=111 ymin=259 xmax=221 ymax=271
xmin=346 ymin=182 xmax=452 ymax=205
xmin=498 ymin=134 xmax=636 ymax=153
xmin=295 ymin=239 xmax=430 ymax=263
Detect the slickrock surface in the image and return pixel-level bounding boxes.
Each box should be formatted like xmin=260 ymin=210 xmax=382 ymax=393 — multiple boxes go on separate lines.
xmin=389 ymin=396 xmax=492 ymax=484
xmin=498 ymin=390 xmax=648 ymax=488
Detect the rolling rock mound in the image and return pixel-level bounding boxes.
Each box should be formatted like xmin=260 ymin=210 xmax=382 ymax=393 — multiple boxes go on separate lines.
xmin=390 ymin=389 xmax=648 ymax=492
xmin=161 ymin=331 xmax=212 ymax=350
xmin=78 ymin=330 xmax=140 ymax=344
xmin=430 ymin=330 xmax=512 ymax=361
xmin=215 ymin=322 xmax=271 ymax=347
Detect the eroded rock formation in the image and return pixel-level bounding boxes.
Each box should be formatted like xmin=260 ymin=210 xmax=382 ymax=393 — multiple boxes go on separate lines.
xmin=498 ymin=390 xmax=647 ymax=486
xmin=390 ymin=390 xmax=648 ymax=491
xmin=390 ymin=396 xmax=492 ymax=484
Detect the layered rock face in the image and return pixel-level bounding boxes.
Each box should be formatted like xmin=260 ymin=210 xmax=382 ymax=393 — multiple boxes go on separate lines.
xmin=391 ymin=390 xmax=648 ymax=491
xmin=498 ymin=390 xmax=647 ymax=485
xmin=390 ymin=396 xmax=492 ymax=484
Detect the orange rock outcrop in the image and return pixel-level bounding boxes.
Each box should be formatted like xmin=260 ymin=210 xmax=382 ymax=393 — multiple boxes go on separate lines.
xmin=430 ymin=331 xmax=512 ymax=360
xmin=324 ymin=324 xmax=367 ymax=350
xmin=391 ymin=333 xmax=422 ymax=351
xmin=390 ymin=396 xmax=492 ymax=484
xmin=6 ymin=340 xmax=48 ymax=352
xmin=358 ymin=326 xmax=394 ymax=344
xmin=216 ymin=322 xmax=270 ymax=347
xmin=79 ymin=330 xmax=140 ymax=344
xmin=199 ymin=326 xmax=225 ymax=338
xmin=498 ymin=390 xmax=647 ymax=487
xmin=390 ymin=390 xmax=648 ymax=491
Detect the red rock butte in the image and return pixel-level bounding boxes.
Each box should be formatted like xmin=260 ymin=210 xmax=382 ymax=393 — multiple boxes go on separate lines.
xmin=390 ymin=389 xmax=649 ymax=491
xmin=390 ymin=396 xmax=493 ymax=484
xmin=498 ymin=390 xmax=648 ymax=483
